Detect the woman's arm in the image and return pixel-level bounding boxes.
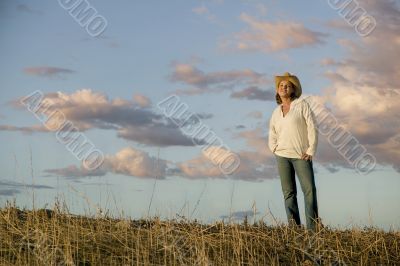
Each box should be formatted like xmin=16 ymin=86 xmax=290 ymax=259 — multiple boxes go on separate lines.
xmin=303 ymin=101 xmax=318 ymax=156
xmin=268 ymin=112 xmax=278 ymax=153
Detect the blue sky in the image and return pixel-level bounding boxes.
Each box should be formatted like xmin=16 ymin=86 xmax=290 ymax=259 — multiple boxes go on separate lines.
xmin=0 ymin=0 xmax=399 ymax=231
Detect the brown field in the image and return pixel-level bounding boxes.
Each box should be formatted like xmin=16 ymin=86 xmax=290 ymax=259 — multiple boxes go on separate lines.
xmin=0 ymin=203 xmax=399 ymax=265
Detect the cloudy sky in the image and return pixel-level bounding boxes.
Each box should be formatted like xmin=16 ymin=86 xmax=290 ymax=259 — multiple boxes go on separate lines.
xmin=0 ymin=0 xmax=399 ymax=230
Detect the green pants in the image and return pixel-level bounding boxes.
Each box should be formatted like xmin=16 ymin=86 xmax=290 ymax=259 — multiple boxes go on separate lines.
xmin=275 ymin=154 xmax=319 ymax=231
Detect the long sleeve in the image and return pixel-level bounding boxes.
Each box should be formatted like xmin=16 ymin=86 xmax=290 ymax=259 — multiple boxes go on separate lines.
xmin=303 ymin=101 xmax=318 ymax=156
xmin=268 ymin=111 xmax=278 ymax=153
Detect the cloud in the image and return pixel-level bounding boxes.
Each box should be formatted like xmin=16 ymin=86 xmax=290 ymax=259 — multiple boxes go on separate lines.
xmin=231 ymin=150 xmax=278 ymax=181
xmin=220 ymin=210 xmax=260 ymax=221
xmin=0 ymin=180 xmax=53 ymax=196
xmin=133 ymin=94 xmax=151 ymax=108
xmin=23 ymin=66 xmax=75 ymax=78
xmin=79 ymin=35 xmax=120 ymax=48
xmin=173 ymin=130 xmax=279 ymax=181
xmin=246 ymin=111 xmax=262 ymax=119
xmin=0 ymin=189 xmax=20 ymax=196
xmin=219 ymin=13 xmax=328 ymax=53
xmin=235 ymin=127 xmax=268 ymax=153
xmin=192 ymin=5 xmax=220 ymax=24
xmin=324 ymin=71 xmax=347 ymax=83
xmin=169 ymin=62 xmax=269 ymax=95
xmin=192 ymin=6 xmax=208 ymax=15
xmin=42 ymin=131 xmax=279 ymax=182
xmin=324 ymin=19 xmax=353 ymax=32
xmin=1 ymin=89 xmax=205 ymax=147
xmin=44 ymin=147 xmax=167 ymax=179
xmin=255 ymin=3 xmax=268 ymax=17
xmin=196 ymin=113 xmax=214 ymax=120
xmin=16 ymin=4 xmax=43 ymax=15
xmin=171 ymin=146 xmax=232 ymax=179
xmin=0 ymin=124 xmax=48 ymax=133
xmin=230 ymin=86 xmax=275 ymax=101
xmin=117 ymin=124 xmax=207 ymax=147
xmin=320 ymin=58 xmax=343 ymax=67
xmin=104 ymin=147 xmax=167 ymax=178
xmin=317 ymin=0 xmax=400 ymax=172
xmin=43 ymin=165 xmax=107 ymax=178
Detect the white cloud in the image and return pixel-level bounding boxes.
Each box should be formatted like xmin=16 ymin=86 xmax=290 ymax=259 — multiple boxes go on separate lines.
xmin=219 ymin=13 xmax=327 ymax=53
xmin=104 ymin=147 xmax=167 ymax=178
xmin=169 ymin=62 xmax=269 ymax=95
xmin=2 ymin=89 xmax=204 ymax=147
xmin=23 ymin=66 xmax=75 ymax=78
xmin=318 ymin=0 xmax=400 ymax=171
xmin=133 ymin=94 xmax=151 ymax=108
xmin=44 ymin=147 xmax=167 ymax=179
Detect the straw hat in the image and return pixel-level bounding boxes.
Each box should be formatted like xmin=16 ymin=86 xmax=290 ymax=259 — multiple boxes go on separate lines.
xmin=275 ymin=72 xmax=302 ymax=98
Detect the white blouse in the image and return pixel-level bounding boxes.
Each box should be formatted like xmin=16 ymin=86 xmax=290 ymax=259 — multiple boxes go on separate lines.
xmin=268 ymin=97 xmax=318 ymax=159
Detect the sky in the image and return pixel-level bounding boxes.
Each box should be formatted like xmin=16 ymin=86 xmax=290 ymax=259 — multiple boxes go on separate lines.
xmin=0 ymin=0 xmax=399 ymax=231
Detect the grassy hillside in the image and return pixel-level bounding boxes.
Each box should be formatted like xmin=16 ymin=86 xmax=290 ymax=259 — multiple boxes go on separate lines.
xmin=1 ymin=205 xmax=399 ymax=265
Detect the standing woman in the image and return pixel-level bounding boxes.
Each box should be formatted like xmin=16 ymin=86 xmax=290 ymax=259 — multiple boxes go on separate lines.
xmin=268 ymin=72 xmax=321 ymax=231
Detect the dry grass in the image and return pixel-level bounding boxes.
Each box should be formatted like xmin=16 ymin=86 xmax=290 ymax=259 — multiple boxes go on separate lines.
xmin=0 ymin=203 xmax=399 ymax=265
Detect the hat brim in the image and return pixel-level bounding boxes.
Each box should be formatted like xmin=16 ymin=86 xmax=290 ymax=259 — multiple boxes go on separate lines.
xmin=275 ymin=75 xmax=302 ymax=98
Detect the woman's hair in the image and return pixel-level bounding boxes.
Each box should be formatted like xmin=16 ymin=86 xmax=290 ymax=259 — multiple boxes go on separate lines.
xmin=275 ymin=80 xmax=299 ymax=104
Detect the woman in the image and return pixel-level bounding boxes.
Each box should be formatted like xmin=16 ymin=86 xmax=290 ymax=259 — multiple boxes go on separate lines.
xmin=268 ymin=72 xmax=321 ymax=231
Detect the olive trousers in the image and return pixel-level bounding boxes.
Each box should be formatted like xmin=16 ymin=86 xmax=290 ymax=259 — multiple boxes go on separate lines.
xmin=275 ymin=154 xmax=320 ymax=231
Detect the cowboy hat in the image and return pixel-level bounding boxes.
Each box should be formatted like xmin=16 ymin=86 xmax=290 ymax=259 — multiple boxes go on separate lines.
xmin=275 ymin=72 xmax=302 ymax=98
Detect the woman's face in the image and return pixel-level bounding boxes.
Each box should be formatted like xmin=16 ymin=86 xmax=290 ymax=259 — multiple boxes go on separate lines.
xmin=278 ymin=80 xmax=294 ymax=99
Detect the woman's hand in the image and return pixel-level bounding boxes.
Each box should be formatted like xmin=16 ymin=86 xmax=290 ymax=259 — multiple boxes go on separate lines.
xmin=301 ymin=153 xmax=312 ymax=161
